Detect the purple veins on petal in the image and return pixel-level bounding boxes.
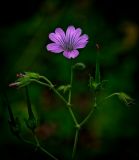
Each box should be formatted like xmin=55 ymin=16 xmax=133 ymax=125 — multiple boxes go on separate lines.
xmin=63 ymin=50 xmax=79 ymax=59
xmin=46 ymin=25 xmax=88 ymax=59
xmin=74 ymin=34 xmax=88 ymax=49
xmin=49 ymin=28 xmax=65 ymax=46
xmin=47 ymin=43 xmax=63 ymax=53
xmin=55 ymin=28 xmax=66 ymax=41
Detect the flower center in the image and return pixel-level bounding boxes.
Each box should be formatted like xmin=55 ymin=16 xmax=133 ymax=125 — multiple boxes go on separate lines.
xmin=64 ymin=42 xmax=73 ymax=51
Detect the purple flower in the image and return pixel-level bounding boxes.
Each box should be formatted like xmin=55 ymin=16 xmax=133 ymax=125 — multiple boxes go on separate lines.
xmin=46 ymin=26 xmax=88 ymax=59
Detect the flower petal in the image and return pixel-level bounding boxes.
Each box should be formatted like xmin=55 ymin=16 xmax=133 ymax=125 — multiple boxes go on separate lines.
xmin=66 ymin=26 xmax=76 ymax=36
xmin=63 ymin=50 xmax=79 ymax=59
xmin=73 ymin=28 xmax=82 ymax=41
xmin=46 ymin=43 xmax=63 ymax=53
xmin=49 ymin=28 xmax=65 ymax=46
xmin=74 ymin=34 xmax=88 ymax=49
xmin=55 ymin=28 xmax=65 ymax=40
xmin=49 ymin=33 xmax=60 ymax=44
xmin=65 ymin=26 xmax=76 ymax=43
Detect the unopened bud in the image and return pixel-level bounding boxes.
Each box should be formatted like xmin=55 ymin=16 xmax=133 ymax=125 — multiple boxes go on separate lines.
xmin=72 ymin=62 xmax=86 ymax=70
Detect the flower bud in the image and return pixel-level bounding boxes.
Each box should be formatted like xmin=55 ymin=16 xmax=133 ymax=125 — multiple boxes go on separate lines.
xmin=9 ymin=72 xmax=40 ymax=88
xmin=57 ymin=84 xmax=71 ymax=94
xmin=25 ymin=117 xmax=37 ymax=132
xmin=118 ymin=92 xmax=134 ymax=106
xmin=72 ymin=62 xmax=86 ymax=70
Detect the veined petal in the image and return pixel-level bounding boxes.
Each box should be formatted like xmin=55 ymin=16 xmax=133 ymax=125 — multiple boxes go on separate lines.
xmin=73 ymin=28 xmax=82 ymax=40
xmin=46 ymin=25 xmax=89 ymax=59
xmin=63 ymin=50 xmax=79 ymax=59
xmin=71 ymin=28 xmax=82 ymax=47
xmin=46 ymin=43 xmax=63 ymax=53
xmin=49 ymin=33 xmax=62 ymax=45
xmin=74 ymin=34 xmax=89 ymax=49
xmin=65 ymin=26 xmax=76 ymax=43
xmin=66 ymin=26 xmax=75 ymax=36
xmin=49 ymin=28 xmax=65 ymax=46
xmin=55 ymin=28 xmax=65 ymax=40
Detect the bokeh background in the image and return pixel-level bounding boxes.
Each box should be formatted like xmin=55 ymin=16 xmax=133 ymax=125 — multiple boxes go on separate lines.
xmin=0 ymin=0 xmax=139 ymax=159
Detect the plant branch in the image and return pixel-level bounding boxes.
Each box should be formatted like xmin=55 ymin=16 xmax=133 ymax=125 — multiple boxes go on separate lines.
xmin=68 ymin=66 xmax=73 ymax=104
xmin=80 ymin=96 xmax=97 ymax=127
xmin=72 ymin=128 xmax=79 ymax=159
xmin=33 ymin=134 xmax=58 ymax=160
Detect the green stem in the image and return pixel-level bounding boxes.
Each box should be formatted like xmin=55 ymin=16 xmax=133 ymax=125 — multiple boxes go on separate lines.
xmin=68 ymin=106 xmax=78 ymax=126
xmin=31 ymin=79 xmax=68 ymax=105
xmin=39 ymin=76 xmax=53 ymax=86
xmin=20 ymin=135 xmax=35 ymax=145
xmin=68 ymin=66 xmax=73 ymax=104
xmin=32 ymin=74 xmax=79 ymax=159
xmin=31 ymin=79 xmax=50 ymax=88
xmin=4 ymin=93 xmax=16 ymax=125
xmin=67 ymin=64 xmax=80 ymax=159
xmin=80 ymin=107 xmax=95 ymax=127
xmin=34 ymin=134 xmax=58 ymax=160
xmin=20 ymin=134 xmax=58 ymax=160
xmin=95 ymin=45 xmax=100 ymax=83
xmin=104 ymin=93 xmax=119 ymax=100
xmin=72 ymin=129 xmax=79 ymax=159
xmin=51 ymin=87 xmax=68 ymax=105
xmin=32 ymin=77 xmax=78 ymax=126
xmin=25 ymin=86 xmax=34 ymax=119
xmin=80 ymin=96 xmax=97 ymax=127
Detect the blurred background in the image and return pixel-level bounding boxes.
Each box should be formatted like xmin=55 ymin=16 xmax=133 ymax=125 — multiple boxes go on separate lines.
xmin=0 ymin=0 xmax=139 ymax=159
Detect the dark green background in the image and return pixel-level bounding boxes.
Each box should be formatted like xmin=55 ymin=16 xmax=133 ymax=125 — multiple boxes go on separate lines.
xmin=0 ymin=0 xmax=139 ymax=159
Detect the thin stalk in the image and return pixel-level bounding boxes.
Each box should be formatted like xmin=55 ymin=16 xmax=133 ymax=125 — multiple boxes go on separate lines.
xmin=20 ymin=135 xmax=35 ymax=145
xmin=34 ymin=134 xmax=58 ymax=160
xmin=80 ymin=96 xmax=97 ymax=127
xmin=32 ymin=73 xmax=79 ymax=159
xmin=68 ymin=106 xmax=78 ymax=126
xmin=4 ymin=93 xmax=15 ymax=125
xmin=66 ymin=65 xmax=78 ymax=126
xmin=104 ymin=93 xmax=119 ymax=100
xmin=95 ymin=44 xmax=100 ymax=83
xmin=32 ymin=77 xmax=78 ymax=126
xmin=25 ymin=86 xmax=34 ymax=119
xmin=31 ymin=79 xmax=68 ymax=105
xmin=68 ymin=66 xmax=73 ymax=104
xmin=20 ymin=133 xmax=58 ymax=160
xmin=31 ymin=79 xmax=50 ymax=88
xmin=51 ymin=87 xmax=68 ymax=105
xmin=80 ymin=107 xmax=95 ymax=127
xmin=39 ymin=76 xmax=53 ymax=86
xmin=72 ymin=129 xmax=79 ymax=159
xmin=67 ymin=64 xmax=80 ymax=160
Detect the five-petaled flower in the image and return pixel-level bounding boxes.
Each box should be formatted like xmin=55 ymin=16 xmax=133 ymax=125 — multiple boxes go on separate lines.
xmin=46 ymin=26 xmax=88 ymax=59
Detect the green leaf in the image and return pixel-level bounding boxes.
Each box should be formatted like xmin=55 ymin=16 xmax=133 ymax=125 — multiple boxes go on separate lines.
xmin=57 ymin=85 xmax=71 ymax=94
xmin=24 ymin=72 xmax=40 ymax=79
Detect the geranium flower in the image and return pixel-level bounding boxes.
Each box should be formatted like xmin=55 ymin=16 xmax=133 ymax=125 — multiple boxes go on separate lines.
xmin=46 ymin=26 xmax=88 ymax=59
